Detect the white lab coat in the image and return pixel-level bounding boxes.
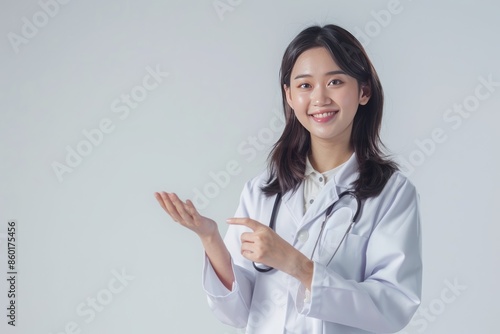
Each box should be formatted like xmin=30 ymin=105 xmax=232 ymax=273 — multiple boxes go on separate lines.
xmin=202 ymin=153 xmax=422 ymax=333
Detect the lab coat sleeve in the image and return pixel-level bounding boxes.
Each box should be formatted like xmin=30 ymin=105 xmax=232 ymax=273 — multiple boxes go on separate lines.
xmin=202 ymin=255 xmax=254 ymax=328
xmin=201 ymin=178 xmax=258 ymax=328
xmin=293 ymin=175 xmax=422 ymax=333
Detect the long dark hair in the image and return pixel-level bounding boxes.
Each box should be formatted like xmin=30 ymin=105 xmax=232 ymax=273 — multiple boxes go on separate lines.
xmin=262 ymin=24 xmax=398 ymax=200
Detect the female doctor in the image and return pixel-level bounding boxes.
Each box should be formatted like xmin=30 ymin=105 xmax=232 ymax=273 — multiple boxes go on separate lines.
xmin=155 ymin=24 xmax=422 ymax=333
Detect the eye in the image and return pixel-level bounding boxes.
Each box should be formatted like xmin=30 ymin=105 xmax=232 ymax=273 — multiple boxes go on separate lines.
xmin=328 ymin=79 xmax=343 ymax=86
xmin=298 ymin=83 xmax=311 ymax=89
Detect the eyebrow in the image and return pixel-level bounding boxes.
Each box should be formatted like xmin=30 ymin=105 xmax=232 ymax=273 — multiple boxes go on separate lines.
xmin=293 ymin=70 xmax=347 ymax=80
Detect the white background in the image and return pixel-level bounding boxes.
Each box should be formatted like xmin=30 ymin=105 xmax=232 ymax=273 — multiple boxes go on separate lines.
xmin=1 ymin=0 xmax=499 ymax=333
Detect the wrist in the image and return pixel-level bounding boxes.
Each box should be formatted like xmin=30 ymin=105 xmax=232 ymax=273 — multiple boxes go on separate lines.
xmin=199 ymin=229 xmax=222 ymax=246
xmin=288 ymin=252 xmax=314 ymax=290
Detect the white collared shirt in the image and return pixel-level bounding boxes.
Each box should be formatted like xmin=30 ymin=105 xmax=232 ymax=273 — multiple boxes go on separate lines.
xmin=303 ymin=156 xmax=347 ymax=212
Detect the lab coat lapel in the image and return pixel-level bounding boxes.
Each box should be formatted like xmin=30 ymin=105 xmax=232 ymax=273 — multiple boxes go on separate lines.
xmin=301 ymin=181 xmax=339 ymax=226
xmin=282 ymin=181 xmax=305 ymax=226
xmin=299 ymin=153 xmax=360 ymax=230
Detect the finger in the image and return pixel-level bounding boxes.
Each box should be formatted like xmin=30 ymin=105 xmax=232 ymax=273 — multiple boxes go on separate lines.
xmin=159 ymin=192 xmax=183 ymax=222
xmin=240 ymin=232 xmax=256 ymax=244
xmin=240 ymin=242 xmax=255 ymax=257
xmin=169 ymin=193 xmax=194 ymax=225
xmin=185 ymin=199 xmax=201 ymax=218
xmin=155 ymin=192 xmax=174 ymax=215
xmin=240 ymin=248 xmax=254 ymax=262
xmin=240 ymin=242 xmax=265 ymax=263
xmin=227 ymin=218 xmax=263 ymax=231
xmin=154 ymin=192 xmax=169 ymax=212
xmin=161 ymin=192 xmax=184 ymax=222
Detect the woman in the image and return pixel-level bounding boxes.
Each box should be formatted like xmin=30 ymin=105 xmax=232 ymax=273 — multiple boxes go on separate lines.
xmin=155 ymin=24 xmax=422 ymax=333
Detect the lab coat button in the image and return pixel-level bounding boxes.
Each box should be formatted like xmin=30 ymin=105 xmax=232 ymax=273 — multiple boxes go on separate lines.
xmin=319 ymin=176 xmax=323 ymax=182
xmin=297 ymin=230 xmax=309 ymax=243
xmin=309 ymin=199 xmax=314 ymax=204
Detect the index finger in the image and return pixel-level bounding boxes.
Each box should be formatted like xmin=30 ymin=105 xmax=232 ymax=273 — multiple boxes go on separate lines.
xmin=226 ymin=218 xmax=265 ymax=231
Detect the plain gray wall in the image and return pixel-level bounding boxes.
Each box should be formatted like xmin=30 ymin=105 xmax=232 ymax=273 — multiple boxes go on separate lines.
xmin=1 ymin=0 xmax=498 ymax=333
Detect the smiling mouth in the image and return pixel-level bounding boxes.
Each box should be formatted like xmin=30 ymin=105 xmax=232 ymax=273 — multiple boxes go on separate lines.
xmin=309 ymin=111 xmax=338 ymax=119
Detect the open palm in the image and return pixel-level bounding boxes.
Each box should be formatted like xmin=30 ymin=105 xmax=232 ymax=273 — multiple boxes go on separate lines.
xmin=154 ymin=192 xmax=217 ymax=238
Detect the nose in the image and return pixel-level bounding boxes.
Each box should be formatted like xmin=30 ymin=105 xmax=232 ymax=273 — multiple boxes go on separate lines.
xmin=311 ymin=86 xmax=331 ymax=106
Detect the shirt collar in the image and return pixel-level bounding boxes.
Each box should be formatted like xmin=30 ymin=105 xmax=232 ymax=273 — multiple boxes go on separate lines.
xmin=304 ymin=153 xmax=355 ymax=182
xmin=304 ymin=156 xmax=316 ymax=177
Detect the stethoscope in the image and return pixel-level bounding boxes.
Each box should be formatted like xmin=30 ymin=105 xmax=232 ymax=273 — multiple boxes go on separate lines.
xmin=253 ymin=190 xmax=362 ymax=273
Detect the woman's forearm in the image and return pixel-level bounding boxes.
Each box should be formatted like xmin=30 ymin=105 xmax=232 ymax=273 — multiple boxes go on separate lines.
xmin=200 ymin=231 xmax=234 ymax=291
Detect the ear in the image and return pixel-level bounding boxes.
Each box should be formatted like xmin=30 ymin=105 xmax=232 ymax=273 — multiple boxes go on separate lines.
xmin=359 ymin=83 xmax=371 ymax=106
xmin=284 ymin=84 xmax=294 ymax=109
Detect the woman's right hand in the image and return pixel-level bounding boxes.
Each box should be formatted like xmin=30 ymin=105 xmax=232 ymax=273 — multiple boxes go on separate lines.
xmin=154 ymin=192 xmax=218 ymax=239
xmin=155 ymin=191 xmax=234 ymax=290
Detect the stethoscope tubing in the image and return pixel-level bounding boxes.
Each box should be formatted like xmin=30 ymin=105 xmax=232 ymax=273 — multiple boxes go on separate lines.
xmin=253 ymin=190 xmax=361 ymax=273
xmin=253 ymin=192 xmax=283 ymax=273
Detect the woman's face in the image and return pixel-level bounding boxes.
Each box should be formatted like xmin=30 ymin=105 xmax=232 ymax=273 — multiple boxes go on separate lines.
xmin=284 ymin=47 xmax=370 ymax=149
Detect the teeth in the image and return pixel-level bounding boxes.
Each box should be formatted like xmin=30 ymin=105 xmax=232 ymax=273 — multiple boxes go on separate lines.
xmin=312 ymin=111 xmax=336 ymax=118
